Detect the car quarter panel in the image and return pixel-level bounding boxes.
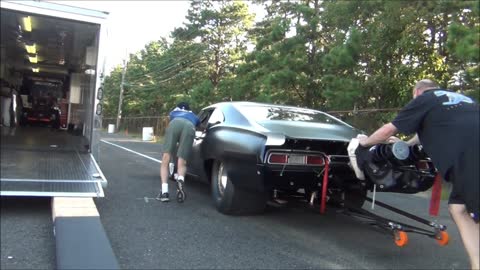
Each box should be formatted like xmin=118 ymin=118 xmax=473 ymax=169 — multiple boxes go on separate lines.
xmin=201 ymin=125 xmax=268 ymax=192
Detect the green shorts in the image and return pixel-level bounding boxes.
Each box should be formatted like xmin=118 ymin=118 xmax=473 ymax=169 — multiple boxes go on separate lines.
xmin=163 ymin=118 xmax=195 ymax=160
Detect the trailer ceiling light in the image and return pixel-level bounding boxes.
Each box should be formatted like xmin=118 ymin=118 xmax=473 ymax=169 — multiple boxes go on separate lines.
xmin=28 ymin=55 xmax=38 ymax=63
xmin=23 ymin=16 xmax=32 ymax=32
xmin=32 ymin=67 xmax=39 ymax=73
xmin=25 ymin=43 xmax=36 ymax=54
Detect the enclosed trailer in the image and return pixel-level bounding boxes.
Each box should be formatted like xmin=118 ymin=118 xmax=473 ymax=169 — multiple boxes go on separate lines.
xmin=1 ymin=1 xmax=109 ymax=197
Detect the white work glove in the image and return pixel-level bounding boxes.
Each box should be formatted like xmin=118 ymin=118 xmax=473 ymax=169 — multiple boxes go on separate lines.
xmin=348 ymin=136 xmax=366 ymax=180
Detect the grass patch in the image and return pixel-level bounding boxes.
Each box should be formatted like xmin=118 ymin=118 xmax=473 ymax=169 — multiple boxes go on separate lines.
xmin=154 ymin=136 xmax=164 ymax=144
xmin=119 ymin=130 xmax=164 ymax=143
xmin=130 ymin=134 xmax=141 ymax=139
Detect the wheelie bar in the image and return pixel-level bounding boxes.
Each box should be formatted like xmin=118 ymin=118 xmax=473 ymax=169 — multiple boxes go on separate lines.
xmin=341 ymin=197 xmax=449 ymax=247
xmin=364 ymin=197 xmax=446 ymax=231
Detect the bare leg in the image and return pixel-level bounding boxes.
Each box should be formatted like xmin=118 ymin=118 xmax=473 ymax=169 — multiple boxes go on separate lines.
xmin=177 ymin=157 xmax=187 ymax=179
xmin=449 ymin=204 xmax=480 ymax=270
xmin=160 ymin=153 xmax=171 ymax=184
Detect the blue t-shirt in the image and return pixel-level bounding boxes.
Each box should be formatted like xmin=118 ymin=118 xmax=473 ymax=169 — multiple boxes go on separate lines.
xmin=169 ymin=109 xmax=200 ymax=127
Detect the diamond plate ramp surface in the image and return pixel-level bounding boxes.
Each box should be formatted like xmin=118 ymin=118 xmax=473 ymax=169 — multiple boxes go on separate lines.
xmin=1 ymin=127 xmax=104 ymax=197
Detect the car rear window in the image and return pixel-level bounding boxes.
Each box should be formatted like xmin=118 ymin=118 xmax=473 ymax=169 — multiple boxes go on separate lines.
xmin=235 ymin=104 xmax=343 ymax=125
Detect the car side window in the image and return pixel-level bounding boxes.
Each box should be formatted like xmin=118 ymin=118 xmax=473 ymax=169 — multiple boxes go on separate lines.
xmin=197 ymin=109 xmax=214 ymax=131
xmin=198 ymin=110 xmax=211 ymax=124
xmin=207 ymin=108 xmax=224 ymax=125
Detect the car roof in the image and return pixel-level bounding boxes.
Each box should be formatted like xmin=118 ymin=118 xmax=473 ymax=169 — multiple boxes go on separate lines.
xmin=205 ymin=101 xmax=323 ymax=112
xmin=203 ymin=101 xmax=356 ymax=130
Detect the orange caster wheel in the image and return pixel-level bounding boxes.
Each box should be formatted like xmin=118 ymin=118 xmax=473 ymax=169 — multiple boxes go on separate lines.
xmin=394 ymin=231 xmax=409 ymax=247
xmin=435 ymin=231 xmax=449 ymax=246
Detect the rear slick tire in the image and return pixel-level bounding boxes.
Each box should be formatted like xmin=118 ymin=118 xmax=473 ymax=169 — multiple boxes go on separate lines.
xmin=211 ymin=161 xmax=266 ymax=215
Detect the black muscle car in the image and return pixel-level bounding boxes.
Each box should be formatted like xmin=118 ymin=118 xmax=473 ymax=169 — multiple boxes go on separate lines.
xmin=183 ymin=102 xmax=436 ymax=215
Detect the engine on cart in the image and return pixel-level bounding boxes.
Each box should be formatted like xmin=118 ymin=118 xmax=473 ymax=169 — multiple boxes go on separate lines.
xmin=348 ymin=140 xmax=437 ymax=193
xmin=345 ymin=139 xmax=450 ymax=248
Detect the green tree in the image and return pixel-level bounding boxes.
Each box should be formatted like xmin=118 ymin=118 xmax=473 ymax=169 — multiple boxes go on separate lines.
xmin=172 ymin=0 xmax=254 ymax=106
xmin=102 ymin=65 xmax=123 ymax=117
xmin=101 ymin=0 xmax=479 ymax=125
xmin=235 ymin=0 xmax=326 ymax=108
xmin=446 ymin=1 xmax=479 ymax=101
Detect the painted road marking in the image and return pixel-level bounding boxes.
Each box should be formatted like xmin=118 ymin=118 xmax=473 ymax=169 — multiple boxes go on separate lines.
xmin=101 ymin=139 xmax=162 ymax=163
xmin=136 ymin=197 xmax=157 ymax=203
xmin=102 ymin=140 xmax=165 ymax=203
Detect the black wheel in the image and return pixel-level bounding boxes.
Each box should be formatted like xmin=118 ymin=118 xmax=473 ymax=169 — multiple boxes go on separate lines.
xmin=176 ymin=178 xmax=186 ymax=203
xmin=211 ymin=161 xmax=266 ymax=215
xmin=176 ymin=190 xmax=185 ymax=203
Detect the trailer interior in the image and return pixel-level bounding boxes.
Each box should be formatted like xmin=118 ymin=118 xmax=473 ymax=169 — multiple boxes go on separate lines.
xmin=0 ymin=6 xmax=105 ymax=197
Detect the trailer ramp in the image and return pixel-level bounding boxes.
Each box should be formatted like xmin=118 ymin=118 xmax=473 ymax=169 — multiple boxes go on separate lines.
xmin=1 ymin=127 xmax=105 ymax=197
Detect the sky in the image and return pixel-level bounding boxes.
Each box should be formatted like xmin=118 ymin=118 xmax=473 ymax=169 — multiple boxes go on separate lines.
xmin=55 ymin=1 xmax=264 ymax=74
xmin=56 ymin=1 xmax=192 ymax=73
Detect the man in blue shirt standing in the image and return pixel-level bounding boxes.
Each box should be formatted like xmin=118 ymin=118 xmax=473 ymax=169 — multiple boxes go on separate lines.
xmin=157 ymin=102 xmax=200 ymax=202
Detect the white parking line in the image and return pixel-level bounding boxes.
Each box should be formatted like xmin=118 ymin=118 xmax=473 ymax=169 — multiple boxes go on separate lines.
xmin=136 ymin=197 xmax=157 ymax=203
xmin=100 ymin=139 xmax=162 ymax=163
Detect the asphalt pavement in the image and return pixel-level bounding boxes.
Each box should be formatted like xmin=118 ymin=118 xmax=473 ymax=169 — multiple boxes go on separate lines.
xmin=0 ymin=197 xmax=55 ymax=270
xmin=0 ymin=132 xmax=471 ymax=269
xmin=95 ymin=134 xmax=470 ymax=269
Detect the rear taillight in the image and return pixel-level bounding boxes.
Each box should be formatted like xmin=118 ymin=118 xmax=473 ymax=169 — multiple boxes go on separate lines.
xmin=269 ymin=154 xmax=288 ymax=164
xmin=306 ymin=156 xmax=324 ymax=165
xmin=268 ymin=153 xmax=325 ymax=166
